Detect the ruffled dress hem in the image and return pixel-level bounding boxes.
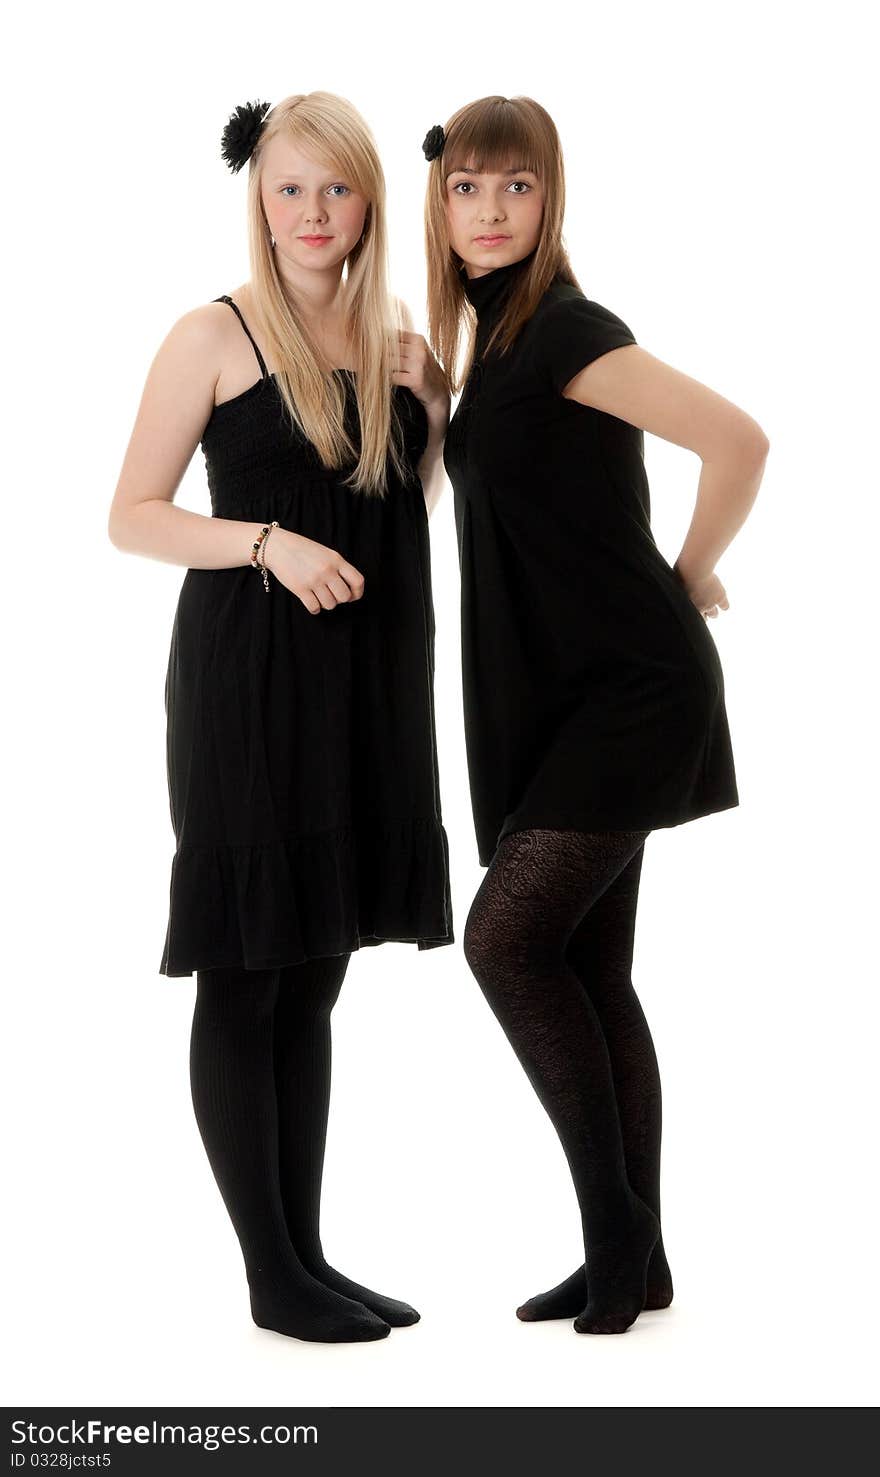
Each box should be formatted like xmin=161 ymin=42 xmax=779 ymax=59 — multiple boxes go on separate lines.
xmin=159 ymin=817 xmax=453 ymax=977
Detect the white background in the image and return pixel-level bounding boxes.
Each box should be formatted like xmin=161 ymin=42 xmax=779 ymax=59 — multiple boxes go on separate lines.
xmin=4 ymin=0 xmax=878 ymax=1410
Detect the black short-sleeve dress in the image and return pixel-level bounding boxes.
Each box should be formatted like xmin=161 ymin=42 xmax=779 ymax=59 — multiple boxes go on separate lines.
xmin=159 ymin=295 xmax=453 ymax=975
xmin=443 ymin=259 xmax=739 ymax=867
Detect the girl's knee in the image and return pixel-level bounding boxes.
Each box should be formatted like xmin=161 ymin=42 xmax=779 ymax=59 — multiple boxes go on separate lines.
xmin=195 ymin=965 xmax=279 ymax=1021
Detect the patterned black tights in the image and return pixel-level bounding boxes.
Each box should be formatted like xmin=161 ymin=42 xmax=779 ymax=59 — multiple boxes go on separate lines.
xmin=463 ymin=827 xmax=672 ymax=1333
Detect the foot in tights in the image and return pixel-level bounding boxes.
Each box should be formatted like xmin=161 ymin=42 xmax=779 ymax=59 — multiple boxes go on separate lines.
xmin=273 ymin=954 xmax=420 ymax=1327
xmin=190 ymin=965 xmax=389 ymax=1343
xmin=463 ymin=828 xmax=662 ymax=1334
xmin=516 ymin=840 xmax=674 ymax=1322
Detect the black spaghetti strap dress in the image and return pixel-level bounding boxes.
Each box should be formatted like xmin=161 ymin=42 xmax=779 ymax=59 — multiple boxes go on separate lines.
xmin=159 ymin=295 xmax=453 ymax=975
xmin=443 ymin=259 xmax=739 ymax=867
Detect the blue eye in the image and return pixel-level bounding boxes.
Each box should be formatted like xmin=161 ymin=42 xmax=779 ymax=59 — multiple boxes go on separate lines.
xmin=280 ymin=184 xmax=350 ymax=197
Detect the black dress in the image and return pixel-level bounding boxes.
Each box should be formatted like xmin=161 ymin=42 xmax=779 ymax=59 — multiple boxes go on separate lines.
xmin=444 ymin=259 xmax=739 ymax=867
xmin=159 ymin=295 xmax=453 ymax=976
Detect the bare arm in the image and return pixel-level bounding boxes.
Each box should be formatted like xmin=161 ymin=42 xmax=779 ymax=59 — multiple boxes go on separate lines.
xmin=107 ymin=306 xmax=365 ymax=614
xmin=563 ymin=345 xmax=769 ymax=614
xmin=107 ymin=306 xmax=270 ymax=568
xmin=393 ymin=301 xmax=450 ymax=518
xmin=414 ymin=414 xmax=450 ymax=520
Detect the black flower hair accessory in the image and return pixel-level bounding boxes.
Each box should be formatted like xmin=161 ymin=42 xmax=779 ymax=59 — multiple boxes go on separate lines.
xmin=221 ymin=100 xmax=272 ymax=174
xmin=421 ymin=124 xmax=445 ymax=162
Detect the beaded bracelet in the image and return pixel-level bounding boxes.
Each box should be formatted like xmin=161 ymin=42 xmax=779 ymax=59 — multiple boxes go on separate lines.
xmin=251 ymin=521 xmax=279 ymax=592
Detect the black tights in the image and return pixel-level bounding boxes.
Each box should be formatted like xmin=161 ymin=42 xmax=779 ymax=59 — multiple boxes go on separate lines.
xmin=189 ymin=955 xmax=418 ymax=1342
xmin=463 ymin=827 xmax=672 ymax=1333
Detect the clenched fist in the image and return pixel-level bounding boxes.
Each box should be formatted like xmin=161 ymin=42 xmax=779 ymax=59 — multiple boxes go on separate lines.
xmin=263 ymin=528 xmax=366 ymax=615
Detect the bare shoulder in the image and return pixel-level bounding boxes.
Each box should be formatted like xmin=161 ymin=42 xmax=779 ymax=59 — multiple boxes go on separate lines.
xmin=166 ymin=281 xmax=259 ymax=348
xmin=165 ymin=295 xmax=240 ymax=358
xmin=149 ymin=299 xmax=228 ymax=386
xmin=150 ymin=288 xmax=262 ymax=404
xmin=108 ymin=300 xmax=231 ymax=523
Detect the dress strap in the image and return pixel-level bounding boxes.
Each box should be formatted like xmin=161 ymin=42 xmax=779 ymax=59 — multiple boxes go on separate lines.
xmin=213 ymin=294 xmax=269 ymax=379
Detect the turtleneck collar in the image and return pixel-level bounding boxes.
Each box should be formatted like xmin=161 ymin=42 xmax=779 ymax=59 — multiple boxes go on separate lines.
xmin=459 ymin=254 xmax=533 ymax=323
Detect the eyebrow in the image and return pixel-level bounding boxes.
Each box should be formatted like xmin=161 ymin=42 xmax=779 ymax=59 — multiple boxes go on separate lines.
xmin=269 ymin=173 xmax=347 ymax=183
xmin=446 ymin=164 xmax=535 ymax=177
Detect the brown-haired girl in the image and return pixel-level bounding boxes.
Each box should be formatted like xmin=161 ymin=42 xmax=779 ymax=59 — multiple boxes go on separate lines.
xmin=423 ymin=95 xmax=767 ymax=1334
xmin=108 ymin=92 xmax=453 ymax=1343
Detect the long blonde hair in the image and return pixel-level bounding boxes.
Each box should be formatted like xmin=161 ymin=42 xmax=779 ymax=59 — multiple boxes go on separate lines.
xmin=245 ymin=91 xmax=407 ymax=497
xmin=424 ymin=95 xmax=580 ymax=393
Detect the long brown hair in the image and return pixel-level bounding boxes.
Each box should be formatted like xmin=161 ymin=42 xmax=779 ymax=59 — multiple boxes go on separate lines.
xmin=424 ymin=95 xmax=580 ymax=393
xmin=245 ymin=91 xmax=407 ymax=496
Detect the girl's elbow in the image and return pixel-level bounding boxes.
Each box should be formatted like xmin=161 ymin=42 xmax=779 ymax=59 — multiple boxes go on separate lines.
xmin=728 ymin=417 xmax=770 ymax=467
xmin=107 ymin=511 xmax=125 ymax=549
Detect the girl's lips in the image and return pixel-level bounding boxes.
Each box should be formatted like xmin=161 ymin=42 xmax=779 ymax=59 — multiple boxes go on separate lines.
xmin=299 ymin=235 xmax=333 ymax=245
xmin=474 ymin=234 xmax=511 ymax=245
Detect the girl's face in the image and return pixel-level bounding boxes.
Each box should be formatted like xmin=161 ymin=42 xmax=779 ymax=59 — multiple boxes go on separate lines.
xmin=445 ymin=159 xmax=545 ymax=278
xmin=260 ymin=134 xmax=368 ymax=273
